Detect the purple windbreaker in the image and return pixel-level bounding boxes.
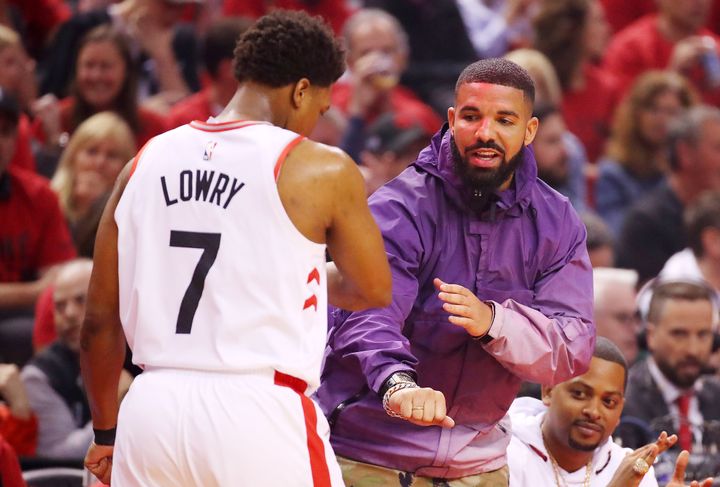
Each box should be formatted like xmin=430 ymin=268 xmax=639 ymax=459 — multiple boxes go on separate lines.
xmin=316 ymin=126 xmax=595 ymax=479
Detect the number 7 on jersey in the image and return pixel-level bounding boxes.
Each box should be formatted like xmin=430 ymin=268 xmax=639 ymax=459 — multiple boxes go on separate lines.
xmin=169 ymin=230 xmax=221 ymax=334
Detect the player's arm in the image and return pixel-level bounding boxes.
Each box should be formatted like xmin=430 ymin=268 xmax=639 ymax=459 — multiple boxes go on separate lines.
xmin=324 ymin=150 xmax=391 ymax=310
xmin=80 ymin=161 xmax=131 ymax=433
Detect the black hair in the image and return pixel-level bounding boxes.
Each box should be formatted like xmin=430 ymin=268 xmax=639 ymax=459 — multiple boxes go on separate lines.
xmin=233 ymin=10 xmax=345 ymax=88
xmin=533 ymin=102 xmax=559 ymax=122
xmin=593 ymin=336 xmax=628 ymax=390
xmin=455 ymin=58 xmax=535 ymax=106
xmin=203 ymin=17 xmax=253 ymax=78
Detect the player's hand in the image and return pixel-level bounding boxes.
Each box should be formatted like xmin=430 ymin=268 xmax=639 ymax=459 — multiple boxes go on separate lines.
xmin=387 ymin=386 xmax=455 ymax=428
xmin=667 ymin=450 xmax=714 ymax=487
xmin=85 ymin=442 xmax=114 ymax=485
xmin=434 ymin=278 xmax=493 ymax=338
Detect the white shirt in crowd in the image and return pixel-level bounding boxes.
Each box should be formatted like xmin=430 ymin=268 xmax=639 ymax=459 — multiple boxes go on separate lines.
xmin=507 ymin=397 xmax=658 ymax=487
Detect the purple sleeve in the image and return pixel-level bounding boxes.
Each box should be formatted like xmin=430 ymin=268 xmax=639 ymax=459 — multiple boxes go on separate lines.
xmin=329 ymin=194 xmax=424 ymax=392
xmin=482 ymin=208 xmax=595 ymax=385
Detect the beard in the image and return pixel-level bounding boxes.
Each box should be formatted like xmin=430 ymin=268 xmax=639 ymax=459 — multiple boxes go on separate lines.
xmin=655 ymin=355 xmax=704 ymax=389
xmin=450 ymin=136 xmax=524 ymax=212
xmin=567 ymin=420 xmax=606 ymax=452
xmin=538 ymin=163 xmax=569 ymax=190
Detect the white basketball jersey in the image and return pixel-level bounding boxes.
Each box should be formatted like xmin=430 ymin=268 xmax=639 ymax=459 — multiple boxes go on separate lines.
xmin=114 ymin=120 xmax=328 ymax=391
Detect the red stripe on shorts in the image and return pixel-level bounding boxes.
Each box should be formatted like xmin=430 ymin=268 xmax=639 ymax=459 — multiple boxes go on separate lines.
xmin=274 ymin=370 xmax=331 ymax=487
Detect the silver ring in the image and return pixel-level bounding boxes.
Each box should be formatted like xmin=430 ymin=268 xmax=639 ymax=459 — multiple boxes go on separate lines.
xmin=633 ymin=458 xmax=650 ymax=475
xmin=412 ymin=406 xmax=424 ymax=411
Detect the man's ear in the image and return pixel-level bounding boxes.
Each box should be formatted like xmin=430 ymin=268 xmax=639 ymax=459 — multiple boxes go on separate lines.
xmin=447 ymin=106 xmax=456 ymax=133
xmin=541 ymin=385 xmax=553 ymax=406
xmin=524 ymin=116 xmax=539 ymax=146
xmin=291 ymin=78 xmax=311 ymax=109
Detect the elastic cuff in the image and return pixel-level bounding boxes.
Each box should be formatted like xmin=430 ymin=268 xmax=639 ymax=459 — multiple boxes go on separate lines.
xmin=93 ymin=427 xmax=117 ymax=446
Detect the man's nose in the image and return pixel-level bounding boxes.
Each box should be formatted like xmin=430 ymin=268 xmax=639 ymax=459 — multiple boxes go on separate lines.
xmin=473 ymin=119 xmax=494 ymax=141
xmin=582 ymin=398 xmax=602 ymax=420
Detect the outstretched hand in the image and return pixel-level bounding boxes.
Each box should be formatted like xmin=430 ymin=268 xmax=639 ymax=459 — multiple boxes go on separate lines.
xmin=434 ymin=278 xmax=493 ymax=338
xmin=607 ymin=432 xmax=677 ymax=487
xmin=667 ymin=450 xmax=714 ymax=487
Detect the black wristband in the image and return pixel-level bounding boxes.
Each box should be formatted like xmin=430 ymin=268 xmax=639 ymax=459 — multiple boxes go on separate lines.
xmin=93 ymin=427 xmax=117 ymax=446
xmin=378 ymin=371 xmax=416 ymax=398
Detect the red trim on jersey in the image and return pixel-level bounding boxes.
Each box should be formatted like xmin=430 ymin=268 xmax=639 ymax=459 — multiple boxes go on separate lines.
xmin=188 ymin=120 xmax=270 ymax=132
xmin=307 ymin=268 xmax=320 ymax=285
xmin=274 ymin=371 xmax=331 ymax=487
xmin=274 ymin=135 xmax=305 ymax=181
xmin=129 ymin=138 xmax=153 ymax=179
xmin=303 ymin=295 xmax=318 ymax=311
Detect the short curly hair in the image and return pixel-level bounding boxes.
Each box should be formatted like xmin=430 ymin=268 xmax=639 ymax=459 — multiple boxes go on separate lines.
xmin=234 ymin=10 xmax=345 ymax=88
xmin=456 ymin=58 xmax=535 ymax=107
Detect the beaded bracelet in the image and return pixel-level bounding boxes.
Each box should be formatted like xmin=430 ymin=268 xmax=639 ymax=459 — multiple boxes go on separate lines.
xmin=382 ymin=381 xmax=419 ymax=418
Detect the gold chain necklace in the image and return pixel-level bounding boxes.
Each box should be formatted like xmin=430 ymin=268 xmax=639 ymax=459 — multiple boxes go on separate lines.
xmin=548 ymin=453 xmax=592 ymax=487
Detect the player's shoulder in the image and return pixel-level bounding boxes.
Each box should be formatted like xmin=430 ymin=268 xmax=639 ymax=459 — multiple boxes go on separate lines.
xmin=287 ymin=138 xmax=358 ymax=179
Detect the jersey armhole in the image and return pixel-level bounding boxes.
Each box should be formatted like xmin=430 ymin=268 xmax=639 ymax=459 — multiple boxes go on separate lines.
xmin=128 ymin=138 xmax=154 ymax=180
xmin=273 ymin=135 xmax=306 ymax=182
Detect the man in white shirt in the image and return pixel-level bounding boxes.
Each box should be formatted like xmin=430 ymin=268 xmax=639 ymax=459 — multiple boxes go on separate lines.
xmin=508 ymin=337 xmax=659 ymax=486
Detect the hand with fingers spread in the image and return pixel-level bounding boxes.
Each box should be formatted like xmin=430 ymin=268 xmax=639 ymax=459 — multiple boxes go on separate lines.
xmin=385 ymin=386 xmax=455 ymax=429
xmin=434 ymin=278 xmax=494 ymax=339
xmin=607 ymin=431 xmax=678 ymax=487
xmin=667 ymin=450 xmax=714 ymax=487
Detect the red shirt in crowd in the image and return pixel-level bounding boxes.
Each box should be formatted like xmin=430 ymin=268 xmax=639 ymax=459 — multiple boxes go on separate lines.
xmin=562 ymin=64 xmax=622 ymax=163
xmin=166 ymin=87 xmax=216 ymax=129
xmin=0 ymin=405 xmax=37 ymax=457
xmin=223 ymin=0 xmax=354 ymax=35
xmin=9 ymin=115 xmax=36 ymax=173
xmin=331 ymin=82 xmax=443 ymax=138
xmin=603 ymin=14 xmax=720 ymax=106
xmin=0 ymin=166 xmax=76 ymax=283
xmin=0 ymin=433 xmax=25 ymax=487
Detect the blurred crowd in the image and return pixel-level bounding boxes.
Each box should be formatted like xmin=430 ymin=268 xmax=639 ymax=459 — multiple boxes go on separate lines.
xmin=2 ymin=0 xmax=720 ymax=485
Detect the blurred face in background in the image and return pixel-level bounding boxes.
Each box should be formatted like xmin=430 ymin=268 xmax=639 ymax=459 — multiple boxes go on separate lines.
xmin=594 ymin=284 xmax=640 ymax=364
xmin=76 ymin=40 xmax=127 ymax=110
xmin=534 ymin=111 xmax=569 ymax=189
xmin=53 ymin=261 xmax=93 ymax=353
xmin=347 ymin=17 xmax=407 ymax=91
xmin=72 ymin=136 xmax=127 ymax=211
xmin=638 ymin=89 xmax=684 ymax=147
xmin=647 ymin=297 xmax=714 ymax=388
xmin=582 ymin=0 xmax=610 ymax=61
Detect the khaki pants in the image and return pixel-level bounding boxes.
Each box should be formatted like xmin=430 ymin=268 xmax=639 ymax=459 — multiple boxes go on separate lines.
xmin=339 ymin=456 xmax=509 ymax=487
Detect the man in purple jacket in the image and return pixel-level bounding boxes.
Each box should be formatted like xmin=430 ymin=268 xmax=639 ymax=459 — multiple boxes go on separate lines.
xmin=316 ymin=58 xmax=595 ymax=485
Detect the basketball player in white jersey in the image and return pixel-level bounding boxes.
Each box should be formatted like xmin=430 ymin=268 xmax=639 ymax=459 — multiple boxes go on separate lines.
xmin=79 ymin=11 xmax=391 ymax=486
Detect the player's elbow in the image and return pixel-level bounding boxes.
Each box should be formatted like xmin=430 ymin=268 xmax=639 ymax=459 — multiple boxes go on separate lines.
xmin=362 ymin=271 xmax=392 ymax=309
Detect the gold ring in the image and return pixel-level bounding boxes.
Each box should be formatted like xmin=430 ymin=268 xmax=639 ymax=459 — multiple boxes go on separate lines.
xmin=412 ymin=406 xmax=424 ymax=411
xmin=633 ymin=458 xmax=650 ymax=475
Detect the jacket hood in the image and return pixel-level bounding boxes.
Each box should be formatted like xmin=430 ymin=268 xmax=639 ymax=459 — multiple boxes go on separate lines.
xmin=413 ymin=123 xmax=539 ymax=215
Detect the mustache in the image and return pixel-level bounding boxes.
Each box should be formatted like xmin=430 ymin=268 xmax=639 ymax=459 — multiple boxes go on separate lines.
xmin=573 ymin=420 xmax=604 ymax=433
xmin=464 ymin=140 xmax=505 ymax=156
xmin=678 ymin=358 xmax=703 ymax=369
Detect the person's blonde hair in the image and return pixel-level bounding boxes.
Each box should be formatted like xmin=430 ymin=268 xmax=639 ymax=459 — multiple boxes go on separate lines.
xmin=51 ymin=111 xmax=136 ymax=221
xmin=0 ymin=25 xmax=20 ymax=51
xmin=606 ymin=70 xmax=697 ymax=178
xmin=504 ymin=48 xmax=562 ymax=106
